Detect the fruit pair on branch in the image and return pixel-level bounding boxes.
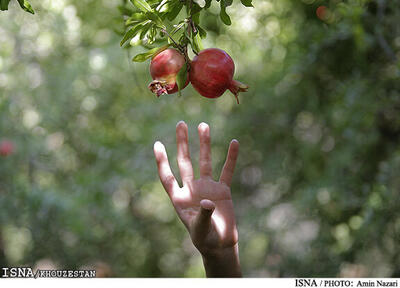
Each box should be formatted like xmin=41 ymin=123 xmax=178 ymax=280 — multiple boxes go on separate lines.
xmin=120 ymin=0 xmax=252 ymax=103
xmin=148 ymin=47 xmax=248 ymax=104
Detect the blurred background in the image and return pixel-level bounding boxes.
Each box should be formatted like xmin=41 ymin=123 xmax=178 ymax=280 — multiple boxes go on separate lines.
xmin=1 ymin=0 xmax=400 ymax=277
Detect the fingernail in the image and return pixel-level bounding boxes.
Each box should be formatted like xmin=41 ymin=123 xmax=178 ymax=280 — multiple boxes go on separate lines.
xmin=154 ymin=141 xmax=164 ymax=151
xmin=198 ymin=122 xmax=209 ymax=131
xmin=176 ymin=120 xmax=186 ymax=127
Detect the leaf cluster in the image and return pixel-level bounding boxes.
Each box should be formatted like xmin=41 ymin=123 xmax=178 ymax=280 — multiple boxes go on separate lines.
xmin=119 ymin=0 xmax=253 ymax=60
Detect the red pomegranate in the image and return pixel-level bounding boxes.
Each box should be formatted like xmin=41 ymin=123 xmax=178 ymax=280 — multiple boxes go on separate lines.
xmin=0 ymin=140 xmax=15 ymax=157
xmin=316 ymin=6 xmax=327 ymax=21
xmin=189 ymin=48 xmax=248 ymax=103
xmin=148 ymin=48 xmax=189 ymax=97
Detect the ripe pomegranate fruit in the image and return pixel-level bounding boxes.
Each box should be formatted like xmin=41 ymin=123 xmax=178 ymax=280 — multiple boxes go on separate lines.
xmin=0 ymin=140 xmax=15 ymax=157
xmin=148 ymin=48 xmax=189 ymax=97
xmin=189 ymin=48 xmax=248 ymax=103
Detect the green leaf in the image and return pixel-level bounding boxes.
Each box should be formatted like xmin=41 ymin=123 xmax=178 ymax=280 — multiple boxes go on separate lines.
xmin=176 ymin=62 xmax=188 ymax=97
xmin=125 ymin=12 xmax=148 ymax=26
xmin=0 ymin=0 xmax=11 ymax=11
xmin=146 ymin=12 xmax=166 ymax=29
xmin=130 ymin=0 xmax=153 ymax=13
xmin=225 ymin=0 xmax=233 ymax=7
xmin=156 ymin=0 xmax=169 ymax=12
xmin=120 ymin=22 xmax=148 ymax=46
xmin=16 ymin=0 xmax=34 ymax=14
xmin=220 ymin=12 xmax=231 ymax=25
xmin=220 ymin=1 xmax=231 ymax=26
xmin=147 ymin=0 xmax=160 ymax=6
xmin=192 ymin=11 xmax=200 ymax=24
xmin=192 ymin=32 xmax=203 ymax=54
xmin=147 ymin=26 xmax=157 ymax=44
xmin=167 ymin=1 xmax=183 ymax=21
xmin=204 ymin=0 xmax=212 ymax=9
xmin=197 ymin=25 xmax=207 ymax=39
xmin=140 ymin=22 xmax=153 ymax=39
xmin=240 ymin=0 xmax=253 ymax=7
xmin=132 ymin=44 xmax=170 ymax=62
xmin=191 ymin=3 xmax=202 ymax=15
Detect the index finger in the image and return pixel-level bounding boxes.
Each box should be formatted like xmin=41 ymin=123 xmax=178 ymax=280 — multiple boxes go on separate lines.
xmin=154 ymin=141 xmax=180 ymax=198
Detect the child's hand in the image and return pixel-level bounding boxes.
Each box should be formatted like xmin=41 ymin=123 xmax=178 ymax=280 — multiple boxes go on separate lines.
xmin=153 ymin=121 xmax=241 ymax=277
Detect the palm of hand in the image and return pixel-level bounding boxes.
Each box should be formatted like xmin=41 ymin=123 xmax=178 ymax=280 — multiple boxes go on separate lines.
xmin=154 ymin=122 xmax=239 ymax=253
xmin=174 ymin=179 xmax=237 ymax=251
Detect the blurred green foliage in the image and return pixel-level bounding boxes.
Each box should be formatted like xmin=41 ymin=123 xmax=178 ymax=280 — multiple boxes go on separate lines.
xmin=0 ymin=0 xmax=400 ymax=277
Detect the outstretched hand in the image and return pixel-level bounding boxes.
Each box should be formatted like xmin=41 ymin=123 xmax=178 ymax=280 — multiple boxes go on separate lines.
xmin=153 ymin=121 xmax=241 ymax=277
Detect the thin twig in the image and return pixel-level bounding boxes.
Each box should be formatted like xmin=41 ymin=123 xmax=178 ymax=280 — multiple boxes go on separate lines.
xmin=190 ymin=20 xmax=197 ymax=34
xmin=186 ymin=0 xmax=198 ymax=35
xmin=162 ymin=28 xmax=190 ymax=68
xmin=161 ymin=29 xmax=184 ymax=52
xmin=170 ymin=21 xmax=187 ymax=36
xmin=183 ymin=45 xmax=191 ymax=71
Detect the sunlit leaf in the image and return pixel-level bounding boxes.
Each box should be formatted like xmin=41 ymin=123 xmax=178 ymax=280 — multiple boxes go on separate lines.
xmin=156 ymin=0 xmax=169 ymax=12
xmin=132 ymin=44 xmax=170 ymax=62
xmin=167 ymin=1 xmax=183 ymax=21
xmin=16 ymin=0 xmax=34 ymax=14
xmin=120 ymin=22 xmax=149 ymax=46
xmin=147 ymin=26 xmax=157 ymax=44
xmin=192 ymin=32 xmax=203 ymax=53
xmin=130 ymin=0 xmax=153 ymax=13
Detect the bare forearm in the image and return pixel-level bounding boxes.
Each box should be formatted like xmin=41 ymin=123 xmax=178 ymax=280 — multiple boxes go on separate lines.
xmin=201 ymin=244 xmax=242 ymax=278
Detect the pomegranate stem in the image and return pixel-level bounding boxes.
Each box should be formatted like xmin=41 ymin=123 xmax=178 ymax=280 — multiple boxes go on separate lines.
xmin=161 ymin=29 xmax=185 ymax=54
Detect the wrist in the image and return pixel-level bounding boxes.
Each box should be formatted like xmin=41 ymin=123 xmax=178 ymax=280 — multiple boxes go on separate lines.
xmin=201 ymin=244 xmax=242 ymax=278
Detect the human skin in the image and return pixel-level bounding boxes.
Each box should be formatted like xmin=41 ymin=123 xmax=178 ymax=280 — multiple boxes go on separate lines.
xmin=153 ymin=121 xmax=242 ymax=277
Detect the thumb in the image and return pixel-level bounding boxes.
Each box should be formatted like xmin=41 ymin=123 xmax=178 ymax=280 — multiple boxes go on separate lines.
xmin=192 ymin=199 xmax=215 ymax=240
